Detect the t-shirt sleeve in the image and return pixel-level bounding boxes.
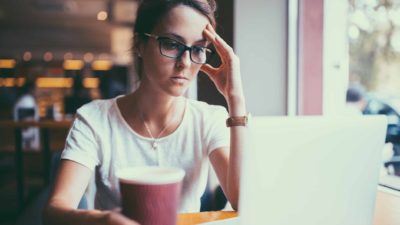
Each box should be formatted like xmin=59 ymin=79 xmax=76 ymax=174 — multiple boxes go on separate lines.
xmin=207 ymin=106 xmax=230 ymax=155
xmin=61 ymin=113 xmax=100 ymax=171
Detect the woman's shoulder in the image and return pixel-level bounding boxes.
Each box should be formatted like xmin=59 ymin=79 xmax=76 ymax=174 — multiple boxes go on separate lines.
xmin=186 ymin=98 xmax=228 ymax=116
xmin=76 ymin=97 xmax=119 ymax=121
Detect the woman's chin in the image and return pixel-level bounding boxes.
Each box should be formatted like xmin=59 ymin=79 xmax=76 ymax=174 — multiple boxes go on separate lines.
xmin=167 ymin=85 xmax=190 ymax=97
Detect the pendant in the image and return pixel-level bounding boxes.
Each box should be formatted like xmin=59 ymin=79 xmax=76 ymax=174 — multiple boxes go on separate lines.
xmin=152 ymin=141 xmax=158 ymax=150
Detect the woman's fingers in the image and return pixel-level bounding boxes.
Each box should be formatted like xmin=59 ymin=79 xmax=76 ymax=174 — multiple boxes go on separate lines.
xmin=207 ymin=24 xmax=234 ymax=54
xmin=203 ymin=28 xmax=223 ymax=57
xmin=203 ymin=25 xmax=231 ymax=62
xmin=200 ymin=63 xmax=218 ymax=76
xmin=203 ymin=24 xmax=216 ymax=41
xmin=215 ymin=35 xmax=235 ymax=58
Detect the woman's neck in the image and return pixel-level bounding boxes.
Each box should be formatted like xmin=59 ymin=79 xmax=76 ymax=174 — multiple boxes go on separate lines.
xmin=131 ymin=84 xmax=183 ymax=126
xmin=117 ymin=83 xmax=187 ymax=139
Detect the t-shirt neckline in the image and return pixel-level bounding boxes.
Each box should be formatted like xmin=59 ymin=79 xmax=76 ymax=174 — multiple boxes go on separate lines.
xmin=113 ymin=95 xmax=188 ymax=142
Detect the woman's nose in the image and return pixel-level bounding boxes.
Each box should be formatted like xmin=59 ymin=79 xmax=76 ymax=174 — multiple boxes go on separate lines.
xmin=176 ymin=50 xmax=192 ymax=68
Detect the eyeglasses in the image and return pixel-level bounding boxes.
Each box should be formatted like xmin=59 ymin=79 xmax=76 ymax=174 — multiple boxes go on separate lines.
xmin=143 ymin=33 xmax=214 ymax=64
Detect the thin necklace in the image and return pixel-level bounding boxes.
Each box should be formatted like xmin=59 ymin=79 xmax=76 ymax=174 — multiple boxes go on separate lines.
xmin=139 ymin=102 xmax=176 ymax=150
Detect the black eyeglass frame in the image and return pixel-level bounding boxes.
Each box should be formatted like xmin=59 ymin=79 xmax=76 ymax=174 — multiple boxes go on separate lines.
xmin=143 ymin=33 xmax=214 ymax=64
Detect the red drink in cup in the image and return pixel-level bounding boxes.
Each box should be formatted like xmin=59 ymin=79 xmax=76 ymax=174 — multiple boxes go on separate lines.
xmin=117 ymin=167 xmax=185 ymax=225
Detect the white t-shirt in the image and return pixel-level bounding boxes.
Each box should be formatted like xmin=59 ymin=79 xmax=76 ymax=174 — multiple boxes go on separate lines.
xmin=61 ymin=96 xmax=230 ymax=212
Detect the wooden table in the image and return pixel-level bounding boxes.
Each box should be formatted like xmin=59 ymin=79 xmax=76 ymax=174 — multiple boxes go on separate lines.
xmin=177 ymin=186 xmax=400 ymax=225
xmin=177 ymin=211 xmax=237 ymax=225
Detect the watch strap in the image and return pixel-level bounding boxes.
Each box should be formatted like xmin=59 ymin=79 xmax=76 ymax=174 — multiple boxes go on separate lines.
xmin=226 ymin=115 xmax=248 ymax=127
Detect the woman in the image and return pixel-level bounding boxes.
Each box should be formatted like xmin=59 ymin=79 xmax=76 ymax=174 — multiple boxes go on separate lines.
xmin=43 ymin=0 xmax=247 ymax=224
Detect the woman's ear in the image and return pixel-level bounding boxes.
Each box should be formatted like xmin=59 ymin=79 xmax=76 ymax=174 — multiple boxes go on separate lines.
xmin=134 ymin=33 xmax=144 ymax=58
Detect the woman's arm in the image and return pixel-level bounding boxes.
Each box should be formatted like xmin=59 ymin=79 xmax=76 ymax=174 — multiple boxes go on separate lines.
xmin=209 ymin=105 xmax=246 ymax=211
xmin=209 ymin=98 xmax=246 ymax=211
xmin=43 ymin=160 xmax=138 ymax=225
xmin=202 ymin=24 xmax=247 ymax=211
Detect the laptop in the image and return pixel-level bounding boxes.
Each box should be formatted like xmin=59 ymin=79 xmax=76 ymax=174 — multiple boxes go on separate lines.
xmin=201 ymin=116 xmax=387 ymax=225
xmin=236 ymin=116 xmax=387 ymax=225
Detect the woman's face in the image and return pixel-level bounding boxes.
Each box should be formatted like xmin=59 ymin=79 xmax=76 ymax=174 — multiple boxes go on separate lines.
xmin=139 ymin=5 xmax=210 ymax=97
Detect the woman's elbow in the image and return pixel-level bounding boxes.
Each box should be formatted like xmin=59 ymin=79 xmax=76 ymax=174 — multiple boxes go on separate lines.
xmin=229 ymin=196 xmax=239 ymax=211
xmin=227 ymin=188 xmax=239 ymax=211
xmin=42 ymin=199 xmax=67 ymax=225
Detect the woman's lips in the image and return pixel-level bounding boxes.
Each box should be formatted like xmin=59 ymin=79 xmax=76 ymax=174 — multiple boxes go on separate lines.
xmin=171 ymin=76 xmax=188 ymax=80
xmin=170 ymin=76 xmax=188 ymax=84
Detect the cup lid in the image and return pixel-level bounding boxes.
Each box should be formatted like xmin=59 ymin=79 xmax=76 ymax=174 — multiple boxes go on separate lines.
xmin=117 ymin=166 xmax=185 ymax=185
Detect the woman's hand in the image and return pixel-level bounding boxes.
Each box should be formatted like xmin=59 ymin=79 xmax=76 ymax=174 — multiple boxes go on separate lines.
xmin=104 ymin=209 xmax=140 ymax=225
xmin=201 ymin=24 xmax=245 ymax=111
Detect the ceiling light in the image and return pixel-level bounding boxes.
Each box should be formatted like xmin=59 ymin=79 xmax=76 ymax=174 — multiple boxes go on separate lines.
xmin=0 ymin=59 xmax=17 ymax=68
xmin=63 ymin=60 xmax=84 ymax=70
xmin=43 ymin=52 xmax=53 ymax=62
xmin=83 ymin=53 xmax=94 ymax=63
xmin=23 ymin=52 xmax=32 ymax=61
xmin=97 ymin=11 xmax=108 ymax=21
xmin=36 ymin=78 xmax=73 ymax=88
xmin=0 ymin=78 xmax=16 ymax=87
xmin=83 ymin=78 xmax=99 ymax=88
xmin=92 ymin=60 xmax=112 ymax=71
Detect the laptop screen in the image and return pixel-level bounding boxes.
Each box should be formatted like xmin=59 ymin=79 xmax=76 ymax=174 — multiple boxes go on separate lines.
xmin=240 ymin=116 xmax=387 ymax=225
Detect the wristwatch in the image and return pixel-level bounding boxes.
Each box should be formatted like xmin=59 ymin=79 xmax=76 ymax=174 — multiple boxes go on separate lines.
xmin=226 ymin=113 xmax=250 ymax=127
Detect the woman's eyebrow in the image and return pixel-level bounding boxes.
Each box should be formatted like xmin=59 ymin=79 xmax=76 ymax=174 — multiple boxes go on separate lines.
xmin=163 ymin=33 xmax=207 ymax=44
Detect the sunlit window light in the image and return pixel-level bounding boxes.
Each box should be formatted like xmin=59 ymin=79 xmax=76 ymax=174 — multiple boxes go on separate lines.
xmin=348 ymin=25 xmax=360 ymax=40
xmin=391 ymin=31 xmax=400 ymax=52
xmin=377 ymin=35 xmax=387 ymax=47
xmin=350 ymin=10 xmax=371 ymax=32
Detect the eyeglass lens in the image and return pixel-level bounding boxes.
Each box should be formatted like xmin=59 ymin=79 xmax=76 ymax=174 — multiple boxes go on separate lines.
xmin=159 ymin=38 xmax=211 ymax=64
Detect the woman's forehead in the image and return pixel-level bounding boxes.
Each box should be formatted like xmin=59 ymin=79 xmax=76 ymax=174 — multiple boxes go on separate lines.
xmin=153 ymin=5 xmax=209 ymax=43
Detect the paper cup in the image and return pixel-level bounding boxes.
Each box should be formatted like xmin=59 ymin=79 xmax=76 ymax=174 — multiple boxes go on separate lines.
xmin=117 ymin=166 xmax=185 ymax=225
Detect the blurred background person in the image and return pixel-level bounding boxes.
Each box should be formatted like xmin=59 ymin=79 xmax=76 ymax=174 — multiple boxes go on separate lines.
xmin=13 ymin=78 xmax=40 ymax=150
xmin=63 ymin=75 xmax=91 ymax=116
xmin=345 ymin=84 xmax=367 ymax=115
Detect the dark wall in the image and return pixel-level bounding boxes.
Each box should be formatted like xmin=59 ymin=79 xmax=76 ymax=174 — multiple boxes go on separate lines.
xmin=197 ymin=0 xmax=234 ymax=109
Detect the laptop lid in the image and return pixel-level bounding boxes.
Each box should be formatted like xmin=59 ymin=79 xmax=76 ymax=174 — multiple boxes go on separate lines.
xmin=239 ymin=116 xmax=387 ymax=225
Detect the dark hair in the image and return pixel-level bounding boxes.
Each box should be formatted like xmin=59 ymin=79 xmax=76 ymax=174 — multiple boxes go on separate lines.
xmin=133 ymin=0 xmax=217 ymax=79
xmin=346 ymin=85 xmax=365 ymax=102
